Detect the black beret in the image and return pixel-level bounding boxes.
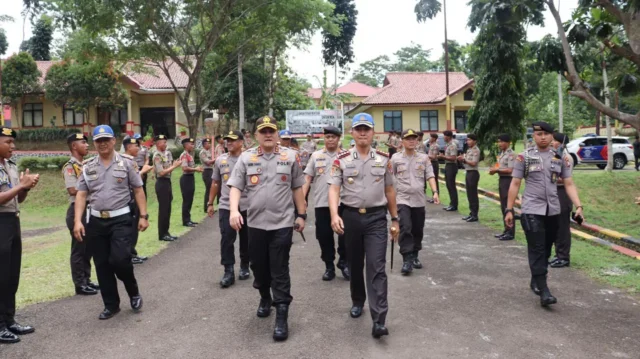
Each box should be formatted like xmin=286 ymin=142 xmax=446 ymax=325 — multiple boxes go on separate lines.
xmin=123 ymin=137 xmax=140 ymax=146
xmin=443 ymin=130 xmax=453 ymax=137
xmin=553 ymin=132 xmax=569 ymax=144
xmin=497 ymin=134 xmax=511 ymax=142
xmin=202 ymin=138 xmax=211 ymax=143
xmin=223 ymin=130 xmax=244 ymax=141
xmin=154 ymin=134 xmax=168 ymax=141
xmin=181 ymin=137 xmax=195 ymax=145
xmin=67 ymin=132 xmax=87 ymax=143
xmin=401 ymin=129 xmax=419 ymax=139
xmin=532 ymin=121 xmax=554 ymax=134
xmin=323 ymin=126 xmax=341 ymax=136
xmin=0 ymin=127 xmax=16 ymax=138
xmin=467 ymin=133 xmax=478 ymax=141
xmin=430 ymin=133 xmax=439 ymax=139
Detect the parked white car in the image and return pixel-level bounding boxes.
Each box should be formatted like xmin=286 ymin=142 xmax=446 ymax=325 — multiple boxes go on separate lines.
xmin=566 ymin=136 xmax=635 ymax=170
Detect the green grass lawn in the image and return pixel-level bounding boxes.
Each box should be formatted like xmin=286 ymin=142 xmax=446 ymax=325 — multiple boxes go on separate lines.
xmin=437 ymin=171 xmax=640 ymax=294
xmin=17 ymin=168 xmax=207 ymax=307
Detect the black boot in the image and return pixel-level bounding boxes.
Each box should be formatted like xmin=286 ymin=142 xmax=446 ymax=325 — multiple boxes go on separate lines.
xmin=322 ymin=262 xmax=336 ymax=281
xmin=540 ymin=288 xmax=558 ymax=307
xmin=220 ymin=265 xmax=235 ymax=288
xmin=412 ymin=252 xmax=423 ymax=269
xmin=401 ymin=254 xmax=413 ymax=275
xmin=273 ymin=304 xmax=289 ymax=341
xmin=530 ymin=277 xmax=541 ymax=296
xmin=257 ymin=296 xmax=273 ymax=318
xmin=238 ymin=264 xmax=250 ymax=280
xmin=337 ymin=260 xmax=350 ymax=280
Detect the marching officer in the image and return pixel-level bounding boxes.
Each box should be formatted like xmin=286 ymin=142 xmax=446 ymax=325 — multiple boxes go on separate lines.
xmin=153 ymin=134 xmax=182 ymax=241
xmin=427 ymin=133 xmax=440 ymax=203
xmin=439 ymin=130 xmax=458 ymax=211
xmin=302 ymin=126 xmax=350 ymax=281
xmin=0 ymin=127 xmax=38 ymax=344
xmin=208 ymin=130 xmax=251 ymax=288
xmin=489 ymin=134 xmax=516 ymax=240
xmin=390 ymin=129 xmax=440 ymax=275
xmin=179 ymin=137 xmax=203 ymax=227
xmin=133 ymin=133 xmax=149 ymax=198
xmin=200 ymin=138 xmax=215 ymax=213
xmin=505 ymin=122 xmax=584 ymax=307
xmin=63 ymin=133 xmax=99 ymax=295
xmin=74 ymin=125 xmax=148 ymax=320
xmin=416 ymin=132 xmax=427 ymax=153
xmin=228 ymin=116 xmax=307 ymax=342
xmin=329 ymin=113 xmax=399 ymax=339
xmin=243 ymin=130 xmax=256 ymax=149
xmin=458 ymin=134 xmax=480 ymax=222
xmin=123 ymin=137 xmax=153 ymax=264
xmin=549 ymin=132 xmax=573 ymax=268
xmin=302 ymin=133 xmax=317 ymax=153
xmin=214 ymin=135 xmax=226 ymax=158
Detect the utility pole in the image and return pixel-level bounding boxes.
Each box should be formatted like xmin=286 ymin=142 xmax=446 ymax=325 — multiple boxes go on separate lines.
xmin=557 ymin=0 xmax=563 ymax=132
xmin=444 ymin=0 xmax=451 ymax=130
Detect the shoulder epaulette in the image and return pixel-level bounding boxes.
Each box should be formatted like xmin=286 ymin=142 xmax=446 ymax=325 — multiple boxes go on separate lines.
xmin=121 ymin=153 xmax=134 ymax=160
xmin=375 ymin=149 xmax=389 ymax=158
xmin=337 ymin=150 xmax=350 ymax=159
xmin=82 ymin=156 xmax=96 ymax=165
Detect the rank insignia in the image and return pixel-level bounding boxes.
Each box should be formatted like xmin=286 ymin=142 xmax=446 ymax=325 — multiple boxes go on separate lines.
xmin=250 ymin=155 xmax=259 ymax=163
xmin=223 ymin=174 xmax=229 ymax=181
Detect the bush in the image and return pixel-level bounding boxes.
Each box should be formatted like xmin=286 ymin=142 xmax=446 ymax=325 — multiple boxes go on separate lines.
xmin=16 ymin=128 xmax=81 ymax=142
xmin=18 ymin=156 xmax=70 ymax=171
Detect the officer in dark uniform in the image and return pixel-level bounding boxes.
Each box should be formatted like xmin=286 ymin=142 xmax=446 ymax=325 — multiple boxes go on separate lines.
xmin=0 ymin=127 xmax=38 ymax=344
xmin=427 ymin=133 xmax=440 ymax=203
xmin=200 ymin=138 xmax=214 ymax=213
xmin=302 ymin=126 xmax=350 ymax=281
xmin=329 ymin=113 xmax=399 ymax=339
xmin=549 ymin=132 xmax=574 ymax=268
xmin=63 ymin=133 xmax=99 ymax=294
xmin=458 ymin=134 xmax=481 ymax=222
xmin=133 ymin=133 xmax=149 ymax=198
xmin=179 ymin=138 xmax=203 ymax=227
xmin=505 ymin=122 xmax=584 ymax=307
xmin=153 ymin=134 xmax=182 ymax=241
xmin=490 ymin=134 xmax=516 ymax=240
xmin=74 ymin=125 xmax=149 ymax=320
xmin=228 ymin=116 xmax=307 ymax=342
xmin=208 ymin=130 xmax=251 ymax=288
xmin=439 ymin=130 xmax=458 ymax=211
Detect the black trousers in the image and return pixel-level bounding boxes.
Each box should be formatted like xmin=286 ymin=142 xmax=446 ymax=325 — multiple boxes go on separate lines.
xmin=0 ymin=214 xmax=21 ymax=330
xmin=66 ymin=204 xmax=93 ymax=287
xmin=465 ymin=170 xmax=480 ymax=217
xmin=431 ymin=161 xmax=440 ymax=195
xmin=498 ymin=177 xmax=515 ymax=236
xmin=343 ymin=208 xmax=388 ymax=325
xmin=86 ymin=214 xmax=140 ymax=311
xmin=219 ymin=209 xmax=250 ymax=266
xmin=398 ymin=205 xmax=425 ymax=257
xmin=203 ymin=169 xmax=213 ymax=212
xmin=130 ymin=202 xmax=139 ymax=257
xmin=314 ymin=207 xmax=346 ymax=264
xmin=555 ymin=187 xmax=572 ymax=260
xmin=180 ymin=174 xmax=195 ymax=224
xmin=141 ymin=173 xmax=148 ymax=199
xmin=388 ymin=148 xmax=396 ymax=158
xmin=445 ymin=163 xmax=458 ymax=208
xmin=635 ymin=154 xmax=639 ymax=170
xmin=248 ymin=227 xmax=293 ymax=305
xmin=155 ymin=178 xmax=173 ymax=238
xmin=521 ymin=213 xmax=558 ymax=289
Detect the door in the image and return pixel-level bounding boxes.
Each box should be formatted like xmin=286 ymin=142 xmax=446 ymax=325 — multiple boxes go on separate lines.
xmin=140 ymin=108 xmax=176 ymax=138
xmin=577 ymin=138 xmax=606 ymax=162
xmin=454 ymin=111 xmax=468 ymax=132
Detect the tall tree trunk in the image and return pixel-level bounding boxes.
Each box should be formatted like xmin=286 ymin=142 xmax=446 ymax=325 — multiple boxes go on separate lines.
xmin=603 ymin=59 xmax=613 ymax=172
xmin=267 ymin=45 xmax=280 ymax=118
xmin=0 ymin=62 xmax=3 ymax=126
xmin=557 ymin=72 xmax=563 ymax=132
xmin=238 ymin=53 xmax=246 ymax=131
xmin=595 ymin=111 xmax=600 ymax=135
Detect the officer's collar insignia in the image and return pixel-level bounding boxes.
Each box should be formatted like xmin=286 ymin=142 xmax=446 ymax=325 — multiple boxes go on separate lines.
xmin=251 ymin=154 xmax=259 ymax=162
xmin=1 ymin=128 xmax=12 ymax=136
xmin=352 ymin=151 xmax=358 ymax=160
xmin=99 ymin=128 xmax=105 ymax=133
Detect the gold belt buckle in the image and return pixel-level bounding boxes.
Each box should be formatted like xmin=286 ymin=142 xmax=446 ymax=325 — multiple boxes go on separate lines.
xmin=100 ymin=211 xmax=110 ymax=219
xmin=358 ymin=208 xmax=366 ymax=214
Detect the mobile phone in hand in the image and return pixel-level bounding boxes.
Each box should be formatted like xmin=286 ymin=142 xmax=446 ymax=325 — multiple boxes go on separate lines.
xmin=571 ymin=212 xmax=584 ymax=225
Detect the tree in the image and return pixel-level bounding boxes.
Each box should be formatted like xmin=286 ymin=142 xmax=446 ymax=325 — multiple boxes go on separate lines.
xmin=351 ymin=55 xmax=392 ymax=87
xmin=0 ymin=29 xmax=7 ymax=56
xmin=27 ymin=15 xmax=53 ymax=61
xmin=1 ymin=52 xmax=42 ymax=126
xmin=314 ymin=69 xmax=353 ymax=110
xmin=392 ymin=42 xmax=436 ymax=72
xmin=322 ymin=0 xmax=358 ymax=68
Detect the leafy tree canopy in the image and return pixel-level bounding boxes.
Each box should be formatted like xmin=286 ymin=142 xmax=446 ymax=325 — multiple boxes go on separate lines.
xmin=322 ymin=0 xmax=358 ymax=68
xmin=1 ymin=52 xmax=41 ymax=105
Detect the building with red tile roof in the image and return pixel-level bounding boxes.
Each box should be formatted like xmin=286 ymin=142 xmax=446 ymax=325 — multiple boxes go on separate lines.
xmin=307 ymin=82 xmax=380 ymax=114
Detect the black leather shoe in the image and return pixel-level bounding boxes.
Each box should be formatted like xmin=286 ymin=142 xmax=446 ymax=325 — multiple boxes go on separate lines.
xmin=183 ymin=222 xmax=197 ymax=227
xmin=168 ymin=234 xmax=178 ymax=240
xmin=444 ymin=206 xmax=458 ymax=212
xmin=131 ymin=257 xmax=144 ymax=265
xmin=238 ymin=265 xmax=250 ymax=280
xmin=427 ymin=199 xmax=434 ymax=204
xmin=131 ymin=295 xmax=143 ymax=312
xmin=499 ymin=234 xmax=514 ymax=241
xmin=372 ymin=322 xmax=389 ymax=339
xmin=530 ymin=278 xmax=541 ymax=296
xmin=462 ymin=215 xmax=471 ymax=221
xmin=337 ymin=261 xmax=350 ymax=280
xmin=466 ymin=216 xmax=479 ymax=222
xmin=494 ymin=233 xmax=506 ymax=238
xmin=273 ymin=304 xmax=289 ymax=341
xmin=322 ymin=269 xmax=336 ymax=281
xmin=159 ymin=235 xmax=176 ymax=241
xmin=412 ymin=257 xmax=423 ymax=269
xmin=550 ymin=259 xmax=570 ymax=268
xmin=0 ymin=329 xmax=20 ymax=344
xmin=350 ymin=306 xmax=363 ymax=318
xmin=99 ymin=308 xmax=121 ymax=320
xmin=220 ymin=266 xmax=235 ymax=288
xmin=540 ymin=288 xmax=558 ymax=307
xmin=88 ymin=281 xmax=100 ymax=290
xmin=257 ymin=297 xmax=273 ymax=318
xmin=75 ymin=285 xmax=99 ymax=295
xmin=8 ymin=323 xmax=34 ymax=335
xmin=401 ymin=260 xmax=413 ymax=275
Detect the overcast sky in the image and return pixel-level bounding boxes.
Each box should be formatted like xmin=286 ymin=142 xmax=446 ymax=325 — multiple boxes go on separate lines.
xmin=3 ymin=0 xmax=577 ymax=86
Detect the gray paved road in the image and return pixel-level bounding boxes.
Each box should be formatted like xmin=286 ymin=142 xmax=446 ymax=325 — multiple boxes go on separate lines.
xmin=2 ymin=204 xmax=640 ymax=359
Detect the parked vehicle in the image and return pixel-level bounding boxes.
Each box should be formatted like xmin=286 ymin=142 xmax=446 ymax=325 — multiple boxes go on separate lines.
xmin=566 ymin=136 xmax=635 ymax=170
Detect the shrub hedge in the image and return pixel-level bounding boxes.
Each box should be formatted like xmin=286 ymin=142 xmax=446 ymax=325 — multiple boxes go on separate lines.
xmin=16 ymin=128 xmax=82 ymax=142
xmin=18 ymin=156 xmax=71 ymax=171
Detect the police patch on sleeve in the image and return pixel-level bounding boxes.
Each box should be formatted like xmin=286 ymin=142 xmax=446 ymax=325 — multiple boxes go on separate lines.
xmin=516 ymin=154 xmax=524 ymax=162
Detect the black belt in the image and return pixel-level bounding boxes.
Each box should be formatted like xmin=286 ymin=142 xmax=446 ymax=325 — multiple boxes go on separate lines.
xmin=499 ymin=175 xmax=513 ymax=178
xmin=445 ymin=162 xmax=457 ymax=165
xmin=0 ymin=212 xmax=19 ymax=217
xmin=182 ymin=173 xmax=194 ymax=177
xmin=342 ymin=205 xmax=386 ymax=214
xmin=203 ymin=168 xmax=213 ymax=171
xmin=157 ymin=177 xmax=171 ymax=181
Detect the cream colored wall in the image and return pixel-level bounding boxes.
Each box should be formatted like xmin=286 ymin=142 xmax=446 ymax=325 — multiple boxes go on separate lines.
xmin=139 ymin=94 xmax=174 ymax=108
xmin=11 ymin=95 xmax=99 ymax=128
xmin=364 ymin=105 xmax=448 ymax=134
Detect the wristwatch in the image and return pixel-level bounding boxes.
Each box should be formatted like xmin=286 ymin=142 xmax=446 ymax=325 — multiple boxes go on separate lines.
xmin=207 ymin=202 xmax=214 ymax=207
xmin=391 ymin=216 xmax=399 ymax=221
xmin=505 ymin=208 xmax=515 ymax=215
xmin=297 ymin=213 xmax=307 ymax=220
xmin=140 ymin=214 xmax=149 ymax=220
xmin=432 ymin=191 xmax=439 ymax=195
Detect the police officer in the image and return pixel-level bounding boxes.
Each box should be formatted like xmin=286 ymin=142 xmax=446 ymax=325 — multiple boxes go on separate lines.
xmin=208 ymin=130 xmax=251 ymax=288
xmin=416 ymin=132 xmax=427 ymax=153
xmin=302 ymin=126 xmax=350 ymax=281
xmin=505 ymin=122 xmax=584 ymax=307
xmin=0 ymin=127 xmax=38 ymax=344
xmin=63 ymin=133 xmax=99 ymax=294
xmin=279 ymin=129 xmax=293 ymax=148
xmin=243 ymin=130 xmax=256 ymax=149
xmin=228 ymin=116 xmax=306 ymax=342
xmin=490 ymin=134 xmax=516 ymax=240
xmin=458 ymin=134 xmax=481 ymax=222
xmin=153 ymin=134 xmax=182 ymax=241
xmin=123 ymin=137 xmax=153 ymax=264
xmin=299 ymin=133 xmax=315 ymax=171
xmin=439 ymin=130 xmax=458 ymax=211
xmin=133 ymin=133 xmax=149 ymax=198
xmin=549 ymin=132 xmax=573 ymax=268
xmin=329 ymin=113 xmax=399 ymax=339
xmin=179 ymin=137 xmax=203 ymax=227
xmin=427 ymin=133 xmax=440 ymax=203
xmin=386 ymin=131 xmax=398 ymax=157
xmin=74 ymin=125 xmax=148 ymax=320
xmin=214 ymin=135 xmax=226 ymax=158
xmin=200 ymin=138 xmax=215 ymax=213
xmin=390 ymin=129 xmax=439 ymax=276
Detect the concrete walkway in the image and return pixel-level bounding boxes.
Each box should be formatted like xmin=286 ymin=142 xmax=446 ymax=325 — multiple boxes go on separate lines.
xmin=2 ymin=204 xmax=639 ymax=359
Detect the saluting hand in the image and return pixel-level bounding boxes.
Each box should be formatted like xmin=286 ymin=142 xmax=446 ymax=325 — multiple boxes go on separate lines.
xmin=73 ymin=221 xmax=85 ymax=242
xmin=230 ymin=210 xmax=243 ymax=231
xmin=504 ymin=212 xmax=514 ymax=229
xmin=331 ymin=216 xmax=344 ymax=235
